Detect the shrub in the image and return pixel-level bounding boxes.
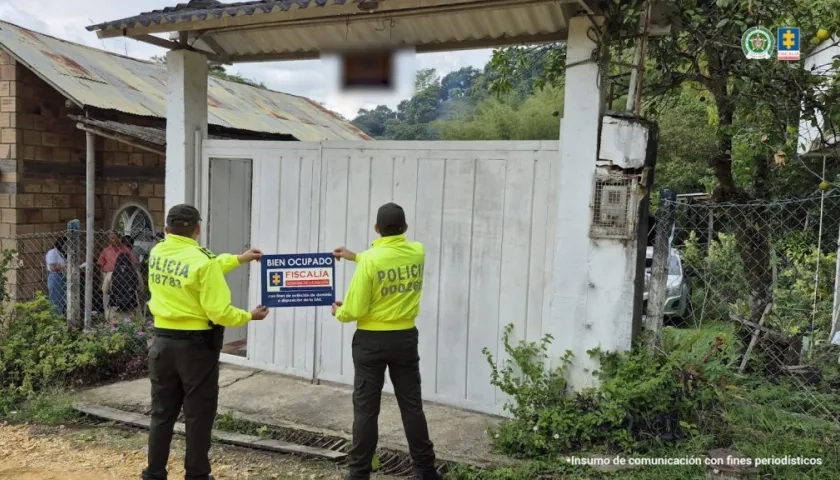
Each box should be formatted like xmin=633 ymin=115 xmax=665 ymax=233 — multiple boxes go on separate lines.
xmin=0 ymin=293 xmax=149 ymax=415
xmin=681 ymin=229 xmax=836 ymax=336
xmin=482 ymin=324 xmax=738 ymax=458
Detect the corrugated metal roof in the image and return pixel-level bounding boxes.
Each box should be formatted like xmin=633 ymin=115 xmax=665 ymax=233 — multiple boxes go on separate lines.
xmin=87 ymin=0 xmax=579 ymax=59
xmin=89 ymin=0 xmax=349 ymax=32
xmin=87 ymin=1 xmax=447 ymax=33
xmin=0 ymin=20 xmax=371 ymax=141
xmin=211 ymin=2 xmax=568 ymax=59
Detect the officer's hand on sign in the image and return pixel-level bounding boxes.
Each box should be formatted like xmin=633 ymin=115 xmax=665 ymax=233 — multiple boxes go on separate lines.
xmin=333 ymin=246 xmax=356 ymax=262
xmin=238 ymin=248 xmax=264 ymax=264
xmin=331 ymin=301 xmax=343 ymax=317
xmin=250 ymin=305 xmax=270 ymax=320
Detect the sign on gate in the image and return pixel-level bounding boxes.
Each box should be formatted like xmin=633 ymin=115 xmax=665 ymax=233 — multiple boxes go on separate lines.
xmin=261 ymin=253 xmax=336 ymax=308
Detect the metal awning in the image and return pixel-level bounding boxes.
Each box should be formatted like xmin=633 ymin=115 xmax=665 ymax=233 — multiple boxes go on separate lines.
xmin=70 ymin=115 xmax=297 ymax=155
xmin=87 ymin=0 xmax=601 ymax=63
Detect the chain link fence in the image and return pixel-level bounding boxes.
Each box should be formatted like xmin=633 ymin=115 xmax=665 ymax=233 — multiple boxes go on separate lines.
xmin=648 ymin=191 xmax=840 ymax=422
xmin=1 ymin=227 xmax=163 ymax=328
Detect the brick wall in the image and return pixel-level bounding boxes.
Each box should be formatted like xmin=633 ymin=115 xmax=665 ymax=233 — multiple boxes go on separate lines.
xmin=0 ymin=50 xmax=21 ymax=251
xmin=0 ymin=49 xmax=165 ymax=300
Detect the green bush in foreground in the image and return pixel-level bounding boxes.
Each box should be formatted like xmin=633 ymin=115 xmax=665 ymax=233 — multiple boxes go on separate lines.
xmin=481 ymin=324 xmax=739 ymax=458
xmin=0 ymin=293 xmax=149 ymax=415
xmin=467 ymin=323 xmax=840 ymax=480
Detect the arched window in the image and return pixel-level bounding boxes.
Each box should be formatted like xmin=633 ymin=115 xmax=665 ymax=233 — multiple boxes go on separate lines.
xmin=113 ymin=205 xmax=156 ymax=260
xmin=113 ymin=205 xmax=155 ymax=241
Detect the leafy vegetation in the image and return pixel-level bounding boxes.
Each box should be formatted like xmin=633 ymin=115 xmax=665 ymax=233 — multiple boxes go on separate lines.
xmin=350 ymin=62 xmax=564 ymax=141
xmin=480 ymin=324 xmax=738 ymax=459
xmin=450 ymin=323 xmax=840 ymax=479
xmin=0 ymin=250 xmax=149 ymax=417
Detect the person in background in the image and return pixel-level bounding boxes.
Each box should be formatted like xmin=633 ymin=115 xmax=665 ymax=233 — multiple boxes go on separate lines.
xmin=45 ymin=236 xmax=67 ymax=315
xmin=109 ymin=250 xmax=144 ymax=319
xmin=109 ymin=236 xmax=145 ymax=322
xmin=121 ymin=234 xmax=135 ymax=251
xmin=98 ymin=231 xmax=136 ymax=312
xmin=331 ymin=202 xmax=439 ymax=480
xmin=141 ymin=232 xmax=167 ymax=320
xmin=136 ymin=233 xmax=163 ymax=265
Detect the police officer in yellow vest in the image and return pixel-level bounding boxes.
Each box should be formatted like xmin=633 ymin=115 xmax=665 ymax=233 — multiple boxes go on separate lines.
xmin=143 ymin=204 xmax=269 ymax=480
xmin=331 ymin=202 xmax=439 ymax=480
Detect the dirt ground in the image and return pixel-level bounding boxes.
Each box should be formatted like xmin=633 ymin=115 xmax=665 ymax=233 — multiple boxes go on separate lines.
xmin=0 ymin=422 xmax=395 ymax=480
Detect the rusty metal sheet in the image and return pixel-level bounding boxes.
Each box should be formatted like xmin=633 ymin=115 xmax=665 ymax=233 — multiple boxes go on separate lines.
xmin=0 ymin=20 xmax=369 ymax=140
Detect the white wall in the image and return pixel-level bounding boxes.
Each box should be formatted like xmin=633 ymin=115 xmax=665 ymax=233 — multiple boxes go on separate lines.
xmin=798 ymin=36 xmax=839 ymax=155
xmin=204 ymin=140 xmax=559 ymax=415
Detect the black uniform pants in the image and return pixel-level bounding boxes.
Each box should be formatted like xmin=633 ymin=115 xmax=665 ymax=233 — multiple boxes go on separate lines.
xmin=142 ymin=329 xmax=222 ymax=480
xmin=348 ymin=327 xmax=437 ymax=479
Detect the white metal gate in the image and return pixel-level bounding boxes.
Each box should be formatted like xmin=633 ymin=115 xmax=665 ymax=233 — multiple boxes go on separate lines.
xmin=206 ymin=157 xmax=253 ymax=350
xmin=202 ymin=140 xmax=559 ymax=415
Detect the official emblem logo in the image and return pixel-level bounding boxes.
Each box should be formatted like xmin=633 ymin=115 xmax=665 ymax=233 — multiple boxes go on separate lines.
xmin=777 ymin=27 xmax=801 ymax=61
xmin=741 ymin=26 xmax=774 ymax=60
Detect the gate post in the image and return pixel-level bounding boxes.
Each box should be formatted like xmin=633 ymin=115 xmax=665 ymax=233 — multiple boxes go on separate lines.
xmin=549 ymin=14 xmax=659 ymax=390
xmin=65 ymin=219 xmax=81 ymax=328
xmin=646 ymin=189 xmax=676 ymax=348
xmin=548 ymin=14 xmax=608 ymax=389
xmin=165 ymin=49 xmax=208 ymax=213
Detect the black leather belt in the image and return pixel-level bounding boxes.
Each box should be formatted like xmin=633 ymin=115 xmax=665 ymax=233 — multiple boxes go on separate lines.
xmin=154 ymin=328 xmax=210 ymax=340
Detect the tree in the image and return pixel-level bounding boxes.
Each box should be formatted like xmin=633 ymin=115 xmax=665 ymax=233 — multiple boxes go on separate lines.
xmin=414 ymin=68 xmax=440 ymax=91
xmin=487 ymin=0 xmax=840 ymax=323
xmin=400 ymin=85 xmax=442 ymax=125
xmin=148 ymin=55 xmax=265 ymax=88
xmin=652 ymin=89 xmax=717 ymax=193
xmin=351 ymin=106 xmax=398 ymax=138
xmin=436 ymin=84 xmax=564 ymax=140
xmin=483 ymin=43 xmax=568 ymax=101
xmin=439 ymin=66 xmax=482 ymax=101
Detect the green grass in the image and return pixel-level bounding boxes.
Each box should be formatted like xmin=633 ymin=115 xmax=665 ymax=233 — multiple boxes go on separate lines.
xmin=722 ymin=396 xmax=840 ymax=480
xmin=448 ymin=371 xmax=840 ymax=479
xmin=3 ymin=389 xmax=83 ymax=425
xmin=213 ymin=411 xmax=286 ymax=440
xmin=4 ymin=364 xmax=840 ymax=480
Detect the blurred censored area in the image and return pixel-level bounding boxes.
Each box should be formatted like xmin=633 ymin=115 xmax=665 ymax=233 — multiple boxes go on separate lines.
xmin=3 ymin=228 xmax=160 ymax=326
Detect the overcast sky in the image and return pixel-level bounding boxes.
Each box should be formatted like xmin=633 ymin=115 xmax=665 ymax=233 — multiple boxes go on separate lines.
xmin=0 ymin=0 xmax=492 ymax=119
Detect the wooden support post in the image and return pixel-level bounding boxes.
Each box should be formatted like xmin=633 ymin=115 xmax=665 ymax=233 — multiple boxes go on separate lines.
xmin=66 ymin=219 xmax=81 ymax=327
xmin=645 ymin=189 xmax=676 ymax=348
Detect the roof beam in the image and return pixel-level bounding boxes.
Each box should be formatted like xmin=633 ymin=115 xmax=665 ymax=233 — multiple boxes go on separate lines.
xmin=195 ymin=34 xmax=231 ymax=63
xmin=132 ymin=34 xmax=228 ymax=64
xmin=224 ymin=32 xmax=566 ymax=63
xmin=75 ymin=122 xmax=165 ymax=156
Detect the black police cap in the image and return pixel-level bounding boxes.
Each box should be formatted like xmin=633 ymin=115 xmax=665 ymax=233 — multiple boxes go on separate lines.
xmin=166 ymin=204 xmax=202 ymax=228
xmin=376 ymin=202 xmax=406 ymax=229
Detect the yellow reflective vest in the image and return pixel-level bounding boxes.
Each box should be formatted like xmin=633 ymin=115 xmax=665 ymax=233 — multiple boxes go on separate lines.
xmin=335 ymin=234 xmax=424 ymax=331
xmin=147 ymin=234 xmax=251 ymax=331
